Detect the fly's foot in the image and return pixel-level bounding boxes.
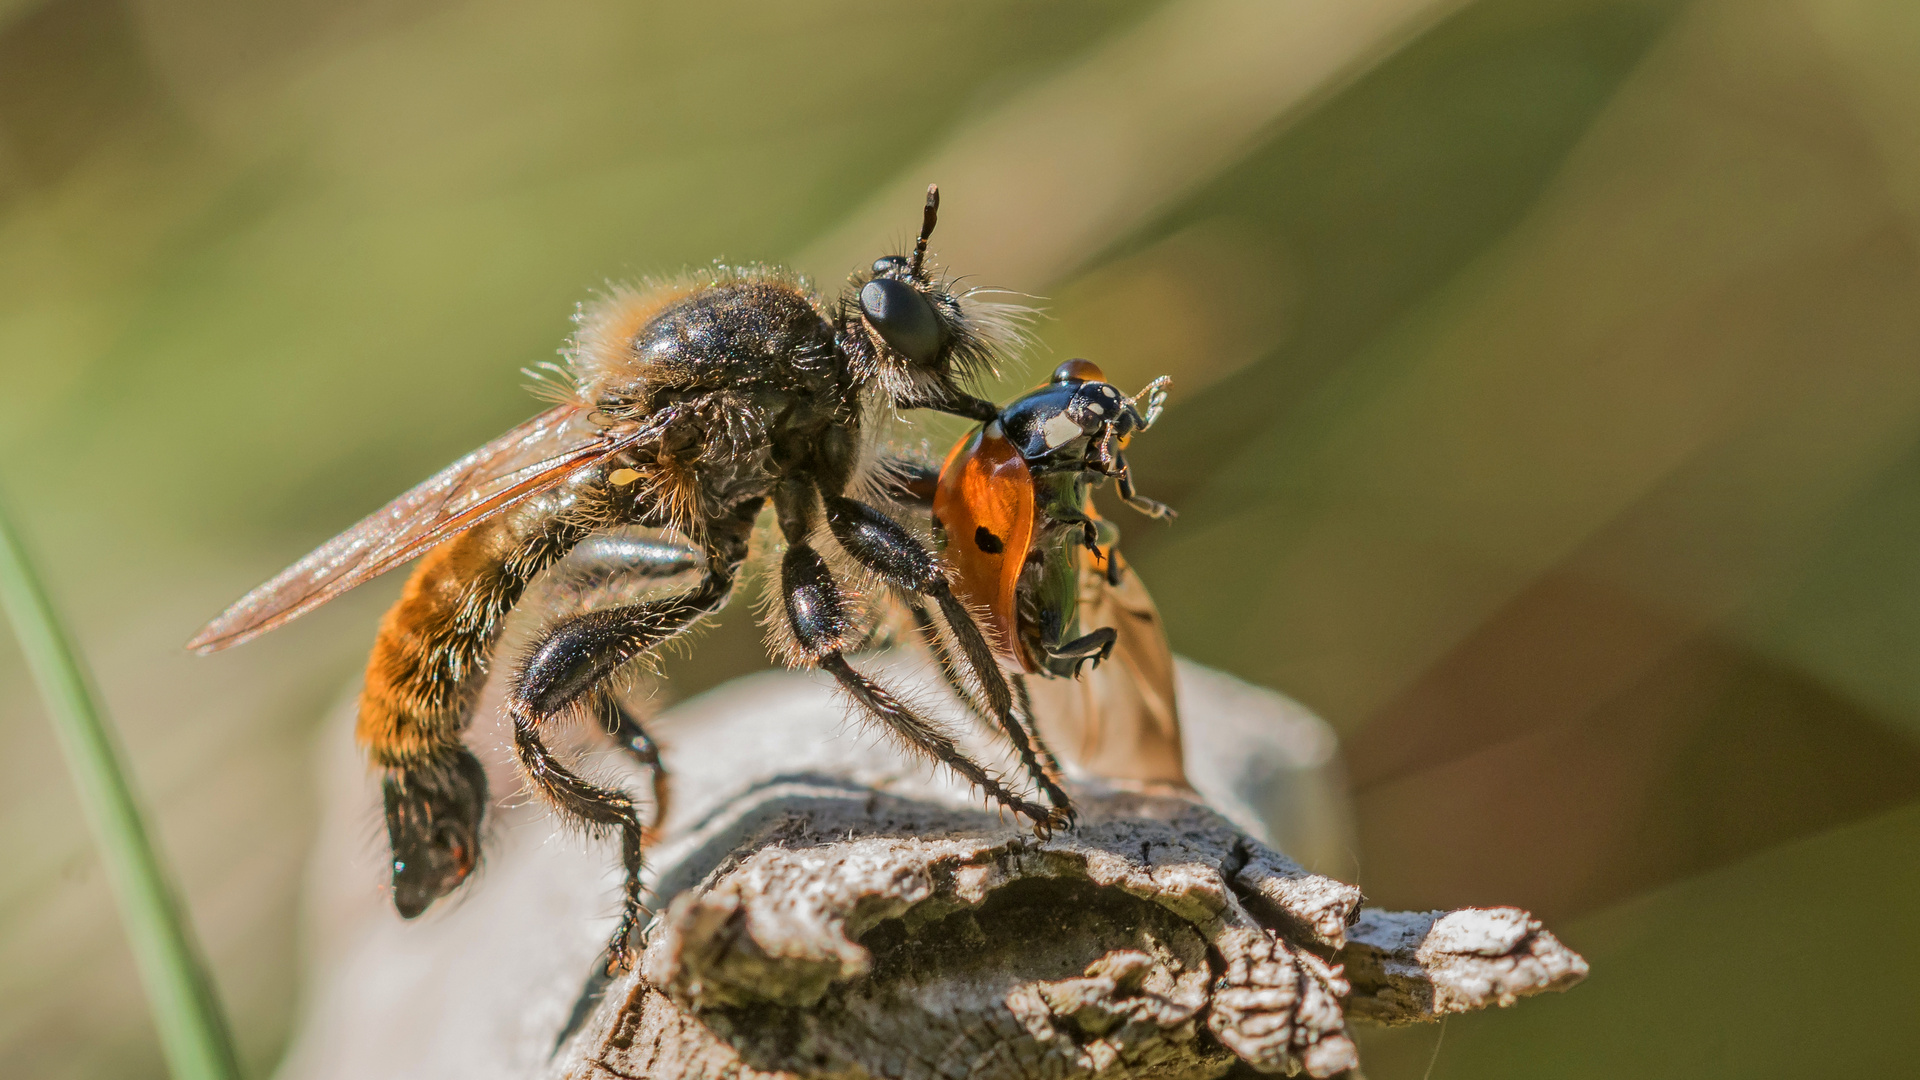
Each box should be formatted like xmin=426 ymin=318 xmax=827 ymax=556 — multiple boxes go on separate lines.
xmin=604 ymin=903 xmax=650 ymax=975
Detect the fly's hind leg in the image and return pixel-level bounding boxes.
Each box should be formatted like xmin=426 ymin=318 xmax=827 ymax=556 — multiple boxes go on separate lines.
xmin=510 ymin=577 xmax=731 ymax=970
xmin=592 ymin=693 xmax=670 ymax=845
xmin=561 ymin=533 xmax=700 ymax=838
xmin=508 ymin=511 xmax=754 ymax=971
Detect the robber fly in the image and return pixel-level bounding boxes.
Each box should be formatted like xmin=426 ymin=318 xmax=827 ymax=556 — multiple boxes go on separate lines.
xmin=897 ymin=357 xmax=1187 ymax=787
xmin=190 ymin=188 xmax=1073 ymax=969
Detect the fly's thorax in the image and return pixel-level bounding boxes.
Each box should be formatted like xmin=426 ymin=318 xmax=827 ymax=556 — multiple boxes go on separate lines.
xmin=635 ymin=280 xmax=839 ymax=385
xmin=568 ymin=270 xmax=845 ymax=420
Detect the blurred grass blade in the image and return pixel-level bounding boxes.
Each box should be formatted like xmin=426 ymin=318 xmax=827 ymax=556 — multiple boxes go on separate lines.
xmin=0 ymin=498 xmax=241 ymax=1080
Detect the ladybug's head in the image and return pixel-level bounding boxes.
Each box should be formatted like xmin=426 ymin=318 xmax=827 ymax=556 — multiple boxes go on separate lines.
xmin=1049 ymin=360 xmax=1170 ymax=453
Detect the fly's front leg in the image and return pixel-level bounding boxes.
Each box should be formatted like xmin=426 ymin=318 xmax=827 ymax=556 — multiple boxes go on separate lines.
xmin=772 ymin=481 xmax=1059 ymax=830
xmin=894 ymin=383 xmax=999 ymax=424
xmin=780 ymin=538 xmax=1057 ymax=831
xmin=822 ymin=494 xmax=1073 ymax=824
xmin=911 ymin=599 xmax=1073 ymax=801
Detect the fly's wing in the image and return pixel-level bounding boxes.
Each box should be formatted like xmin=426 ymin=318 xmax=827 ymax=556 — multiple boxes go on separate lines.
xmin=189 ymin=404 xmax=660 ymax=654
xmin=932 ymin=429 xmax=1034 ymax=667
xmin=1024 ymin=549 xmax=1187 ymax=786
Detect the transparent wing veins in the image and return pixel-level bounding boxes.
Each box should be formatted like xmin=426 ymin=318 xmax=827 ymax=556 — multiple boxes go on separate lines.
xmin=189 ymin=405 xmax=670 ymax=653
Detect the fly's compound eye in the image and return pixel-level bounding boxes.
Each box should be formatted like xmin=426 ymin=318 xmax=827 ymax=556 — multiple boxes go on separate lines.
xmin=1052 ymin=357 xmax=1106 ymax=384
xmin=871 ymin=255 xmax=909 ymax=277
xmin=859 ymin=277 xmax=946 ymax=363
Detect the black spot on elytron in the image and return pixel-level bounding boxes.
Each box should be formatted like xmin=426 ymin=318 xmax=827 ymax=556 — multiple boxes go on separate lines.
xmin=974 ymin=526 xmax=1004 ymax=554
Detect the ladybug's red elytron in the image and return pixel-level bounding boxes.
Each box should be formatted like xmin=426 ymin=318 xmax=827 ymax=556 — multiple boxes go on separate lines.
xmin=929 ymin=359 xmax=1188 ymax=785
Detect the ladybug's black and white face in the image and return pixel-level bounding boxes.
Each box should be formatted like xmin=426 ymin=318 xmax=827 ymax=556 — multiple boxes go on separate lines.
xmin=994 ymin=372 xmax=1142 ymax=463
xmin=1065 ymin=381 xmax=1131 ymax=438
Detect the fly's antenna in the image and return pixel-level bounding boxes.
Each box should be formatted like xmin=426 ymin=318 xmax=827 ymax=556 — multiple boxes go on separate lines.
xmin=910 ymin=184 xmax=940 ymax=278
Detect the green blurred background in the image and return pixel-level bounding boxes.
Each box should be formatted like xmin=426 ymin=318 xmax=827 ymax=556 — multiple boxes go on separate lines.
xmin=5 ymin=0 xmax=1920 ymax=1076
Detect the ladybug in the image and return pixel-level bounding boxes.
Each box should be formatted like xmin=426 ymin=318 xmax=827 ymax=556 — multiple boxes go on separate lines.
xmin=931 ymin=358 xmax=1173 ymax=677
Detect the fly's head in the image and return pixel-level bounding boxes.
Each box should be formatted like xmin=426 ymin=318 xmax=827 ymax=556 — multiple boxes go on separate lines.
xmin=846 ymin=186 xmax=1025 ymax=405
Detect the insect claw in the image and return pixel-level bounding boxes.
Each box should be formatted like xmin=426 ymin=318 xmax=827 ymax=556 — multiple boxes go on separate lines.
xmin=604 ymin=946 xmax=636 ymax=976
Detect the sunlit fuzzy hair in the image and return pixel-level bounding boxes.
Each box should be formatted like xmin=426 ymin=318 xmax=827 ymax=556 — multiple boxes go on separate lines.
xmin=557 ymin=264 xmax=821 ymax=409
xmin=838 ymin=258 xmax=1038 ymax=411
xmin=751 ymin=526 xmax=887 ymax=672
xmin=948 ymin=281 xmax=1039 ymax=375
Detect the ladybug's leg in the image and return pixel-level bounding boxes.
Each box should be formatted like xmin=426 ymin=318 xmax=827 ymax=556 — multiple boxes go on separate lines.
xmin=1043 ymin=627 xmax=1118 ymax=677
xmin=821 ymin=494 xmax=1074 ymax=822
xmin=1049 ymin=505 xmax=1108 ymax=557
xmin=1030 ymin=593 xmax=1117 ymax=680
xmin=1114 ymin=453 xmax=1176 ymax=521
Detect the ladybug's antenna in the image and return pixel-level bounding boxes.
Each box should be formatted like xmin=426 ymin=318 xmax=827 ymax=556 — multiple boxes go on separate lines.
xmin=910 ymin=184 xmax=939 ymax=278
xmin=1126 ymin=375 xmax=1172 ymax=429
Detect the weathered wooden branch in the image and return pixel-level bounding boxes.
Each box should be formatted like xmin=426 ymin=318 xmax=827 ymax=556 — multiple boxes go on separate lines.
xmin=553 ymin=779 xmax=1583 ymax=1079
xmin=277 ymin=659 xmax=1584 ymax=1080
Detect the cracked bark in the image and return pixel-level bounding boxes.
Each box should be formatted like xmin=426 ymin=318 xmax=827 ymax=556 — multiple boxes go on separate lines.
xmin=552 ymin=783 xmax=1585 ymax=1079
xmin=274 ymin=657 xmax=1581 ymax=1080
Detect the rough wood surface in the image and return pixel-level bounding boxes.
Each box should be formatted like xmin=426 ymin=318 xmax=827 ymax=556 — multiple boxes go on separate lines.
xmin=552 ymin=785 xmax=1584 ymax=1080
xmin=274 ymin=658 xmax=1580 ymax=1080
